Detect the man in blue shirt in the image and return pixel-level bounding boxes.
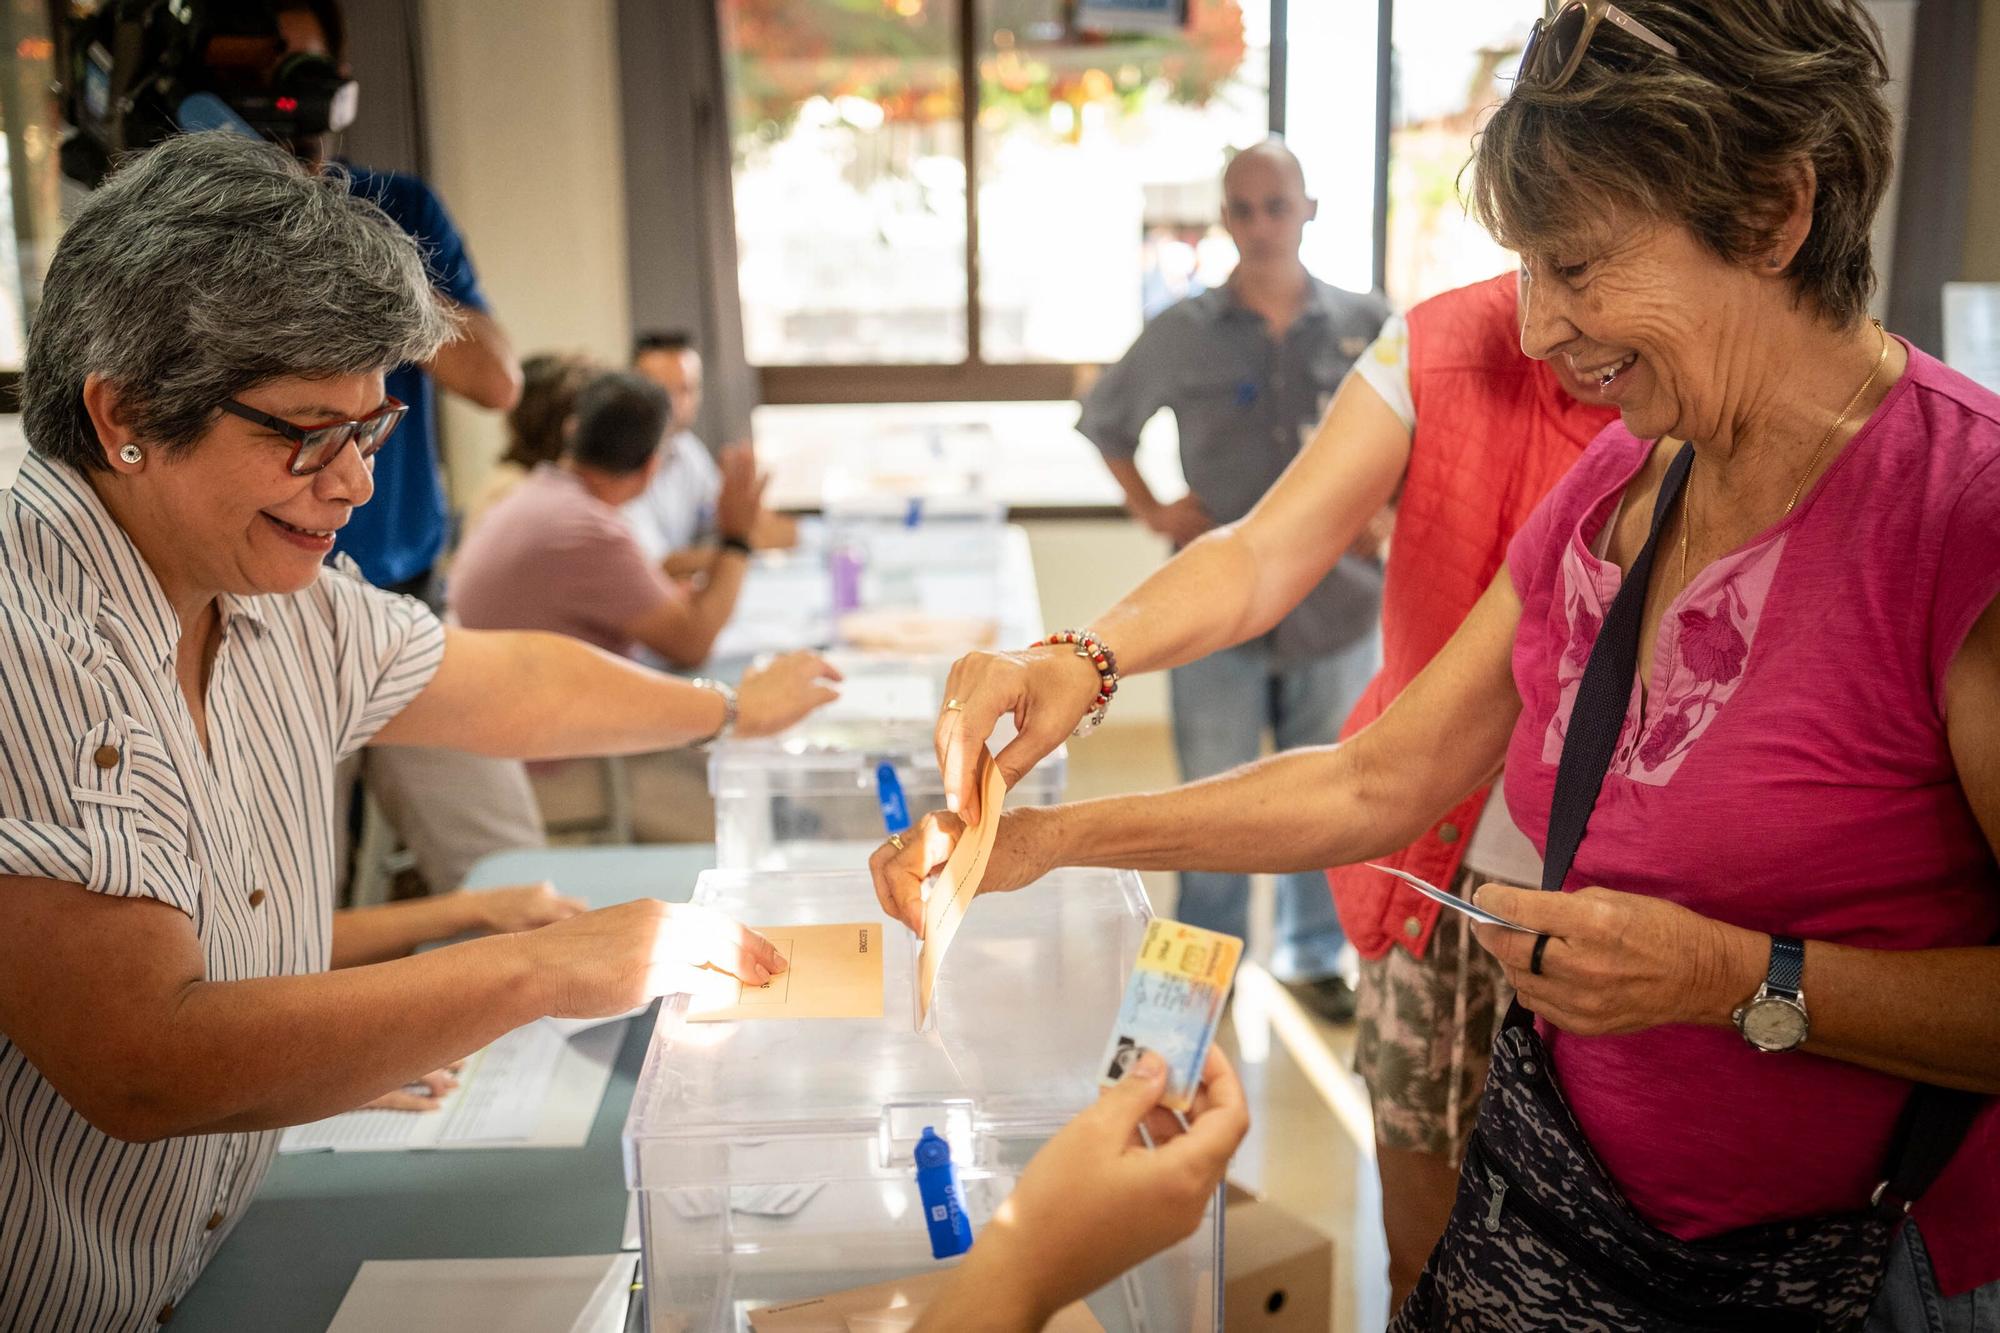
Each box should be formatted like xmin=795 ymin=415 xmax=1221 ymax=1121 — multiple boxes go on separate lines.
xmin=273 ymin=1 xmax=523 ymax=600
xmin=266 ymin=1 xmax=539 ymax=897
xmin=336 ymin=167 xmax=520 ymax=596
xmin=1079 ymin=140 xmax=1389 ymax=1023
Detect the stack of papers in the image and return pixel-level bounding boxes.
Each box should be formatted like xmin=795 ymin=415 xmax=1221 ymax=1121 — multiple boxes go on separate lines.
xmin=280 ymin=1019 xmax=623 ymax=1153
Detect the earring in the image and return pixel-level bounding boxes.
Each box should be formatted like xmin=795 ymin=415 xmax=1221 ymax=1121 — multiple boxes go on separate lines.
xmin=118 ymin=444 xmax=144 ymax=465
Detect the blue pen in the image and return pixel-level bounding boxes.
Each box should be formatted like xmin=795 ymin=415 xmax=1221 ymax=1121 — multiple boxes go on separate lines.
xmin=914 ymin=1127 xmax=975 ymax=1259
xmin=876 ymin=761 xmax=912 ymax=837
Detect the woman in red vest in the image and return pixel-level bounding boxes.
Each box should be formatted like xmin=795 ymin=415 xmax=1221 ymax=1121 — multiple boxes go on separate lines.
xmin=927 ymin=269 xmax=1614 ymax=1305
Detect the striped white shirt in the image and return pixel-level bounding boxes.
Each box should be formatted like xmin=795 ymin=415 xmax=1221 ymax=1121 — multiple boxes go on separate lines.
xmin=0 ymin=454 xmax=445 ymax=1331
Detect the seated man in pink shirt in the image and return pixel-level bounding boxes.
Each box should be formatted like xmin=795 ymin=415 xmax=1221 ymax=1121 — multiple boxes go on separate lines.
xmin=452 ymin=370 xmax=759 ymax=667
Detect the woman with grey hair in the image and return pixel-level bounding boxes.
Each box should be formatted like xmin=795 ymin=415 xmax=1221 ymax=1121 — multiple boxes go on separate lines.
xmin=0 ymin=132 xmax=840 ymax=1330
xmin=875 ymin=1 xmax=1999 ymax=1326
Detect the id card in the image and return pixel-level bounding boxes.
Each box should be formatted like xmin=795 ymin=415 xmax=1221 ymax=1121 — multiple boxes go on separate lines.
xmin=1097 ymin=919 xmax=1242 ymax=1113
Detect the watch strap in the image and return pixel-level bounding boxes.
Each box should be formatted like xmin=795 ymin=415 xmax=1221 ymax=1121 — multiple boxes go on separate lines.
xmin=1766 ymin=934 xmax=1804 ymax=999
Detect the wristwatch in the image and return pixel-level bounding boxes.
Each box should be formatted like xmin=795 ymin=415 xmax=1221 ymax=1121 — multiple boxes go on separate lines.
xmin=689 ymin=677 xmax=738 ymax=747
xmin=1733 ymin=935 xmax=1809 ymax=1053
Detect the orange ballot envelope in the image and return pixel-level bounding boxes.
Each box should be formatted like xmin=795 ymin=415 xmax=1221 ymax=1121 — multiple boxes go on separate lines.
xmin=915 ymin=750 xmax=1007 ymax=1030
xmin=688 ymin=923 xmax=885 ymax=1023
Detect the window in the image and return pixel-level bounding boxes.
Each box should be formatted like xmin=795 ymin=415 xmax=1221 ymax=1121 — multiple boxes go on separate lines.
xmin=1283 ymin=0 xmax=1388 ymax=296
xmin=725 ymin=0 xmax=966 ymax=367
xmin=0 ymin=1 xmax=62 ymax=374
xmin=972 ymin=0 xmax=1270 ymax=364
xmin=721 ymin=0 xmax=1275 ymax=400
xmin=1381 ymin=0 xmax=1525 ymax=309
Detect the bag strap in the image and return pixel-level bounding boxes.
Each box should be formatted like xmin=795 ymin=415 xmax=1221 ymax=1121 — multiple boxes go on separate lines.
xmin=1539 ymin=442 xmax=1692 ymax=897
xmin=1502 ymin=441 xmax=1690 ymax=1038
xmin=1875 ymin=1084 xmax=1984 ymax=1216
xmin=1511 ymin=437 xmax=1981 ymax=1214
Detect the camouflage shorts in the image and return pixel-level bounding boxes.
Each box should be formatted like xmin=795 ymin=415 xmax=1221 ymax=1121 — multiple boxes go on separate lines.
xmin=1352 ymin=869 xmax=1517 ymax=1161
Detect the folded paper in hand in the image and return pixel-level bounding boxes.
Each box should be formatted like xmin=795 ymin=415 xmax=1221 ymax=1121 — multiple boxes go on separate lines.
xmin=915 ymin=749 xmax=1006 ymax=1030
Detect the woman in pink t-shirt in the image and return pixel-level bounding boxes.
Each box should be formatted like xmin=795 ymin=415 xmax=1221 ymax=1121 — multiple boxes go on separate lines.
xmin=870 ymin=2 xmax=1998 ymax=1326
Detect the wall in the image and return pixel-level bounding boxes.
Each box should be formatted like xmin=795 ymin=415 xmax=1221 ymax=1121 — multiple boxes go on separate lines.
xmin=418 ymin=0 xmax=632 ymax=507
xmin=1966 ymin=0 xmax=2000 ymax=281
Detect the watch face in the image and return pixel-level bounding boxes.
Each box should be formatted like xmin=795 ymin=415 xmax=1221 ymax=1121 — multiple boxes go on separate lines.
xmin=1742 ymin=997 xmax=1809 ymax=1052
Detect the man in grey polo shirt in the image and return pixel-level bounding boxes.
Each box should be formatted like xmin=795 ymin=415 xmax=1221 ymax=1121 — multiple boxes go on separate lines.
xmin=1078 ymin=140 xmax=1388 ymax=1022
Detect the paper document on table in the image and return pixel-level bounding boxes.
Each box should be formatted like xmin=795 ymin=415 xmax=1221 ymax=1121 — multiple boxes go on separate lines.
xmin=326 ymin=1254 xmax=636 ymax=1333
xmin=280 ymin=1019 xmax=595 ymax=1153
xmin=1099 ymin=918 xmax=1242 ymax=1113
xmin=687 ymin=923 xmax=884 ymax=1022
xmin=1367 ymin=863 xmax=1533 ymax=932
xmin=915 ymin=750 xmax=1006 ymax=1030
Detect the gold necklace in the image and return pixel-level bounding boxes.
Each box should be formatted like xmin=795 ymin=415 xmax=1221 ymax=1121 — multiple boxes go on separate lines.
xmin=1681 ymin=319 xmax=1889 ymax=589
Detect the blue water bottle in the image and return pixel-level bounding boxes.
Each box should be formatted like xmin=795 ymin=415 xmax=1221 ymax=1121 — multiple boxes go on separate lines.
xmin=914 ymin=1126 xmax=974 ymax=1259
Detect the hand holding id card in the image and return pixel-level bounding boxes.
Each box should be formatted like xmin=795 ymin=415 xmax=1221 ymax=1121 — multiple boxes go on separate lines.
xmin=1098 ymin=919 xmax=1242 ymax=1113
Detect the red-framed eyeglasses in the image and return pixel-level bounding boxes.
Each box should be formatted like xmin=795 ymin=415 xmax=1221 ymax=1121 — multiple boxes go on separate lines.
xmin=220 ymin=396 xmax=408 ymax=477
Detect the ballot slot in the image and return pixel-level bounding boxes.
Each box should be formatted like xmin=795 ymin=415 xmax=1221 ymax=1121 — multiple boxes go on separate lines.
xmin=624 ymin=867 xmax=1218 ymax=1333
xmin=707 ymin=651 xmax=1067 ymax=873
xmin=876 ymin=1101 xmax=974 ymax=1172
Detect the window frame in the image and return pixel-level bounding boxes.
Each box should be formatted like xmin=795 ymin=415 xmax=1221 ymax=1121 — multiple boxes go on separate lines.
xmin=751 ymin=0 xmax=1398 ymax=407
xmin=0 ymin=0 xmax=60 ymax=396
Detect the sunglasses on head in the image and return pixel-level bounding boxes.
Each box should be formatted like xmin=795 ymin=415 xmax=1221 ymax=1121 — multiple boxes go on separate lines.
xmin=220 ymin=396 xmax=408 ymax=477
xmin=1517 ymin=0 xmax=1679 ymax=93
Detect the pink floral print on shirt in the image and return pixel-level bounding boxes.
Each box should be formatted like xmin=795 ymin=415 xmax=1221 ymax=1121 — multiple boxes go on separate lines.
xmin=1543 ymin=528 xmax=1787 ymax=785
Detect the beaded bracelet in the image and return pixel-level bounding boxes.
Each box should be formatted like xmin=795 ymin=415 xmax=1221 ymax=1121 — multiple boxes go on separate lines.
xmin=1036 ymin=629 xmax=1120 ymax=737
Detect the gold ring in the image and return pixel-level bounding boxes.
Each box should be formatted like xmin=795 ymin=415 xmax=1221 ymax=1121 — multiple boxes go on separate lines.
xmin=945 ymin=698 xmax=964 ymax=712
xmin=888 ymin=833 xmax=907 ymax=852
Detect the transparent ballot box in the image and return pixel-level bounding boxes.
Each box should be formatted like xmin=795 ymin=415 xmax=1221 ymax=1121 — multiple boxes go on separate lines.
xmin=826 ymin=523 xmax=1021 ymax=656
xmin=708 ymin=654 xmax=1066 ymax=872
xmin=622 ymin=868 xmax=1221 ymax=1333
xmin=706 ymin=523 xmax=1042 ymax=667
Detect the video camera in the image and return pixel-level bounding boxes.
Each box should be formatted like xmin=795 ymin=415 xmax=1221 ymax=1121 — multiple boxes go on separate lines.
xmin=51 ymin=0 xmax=358 ymax=186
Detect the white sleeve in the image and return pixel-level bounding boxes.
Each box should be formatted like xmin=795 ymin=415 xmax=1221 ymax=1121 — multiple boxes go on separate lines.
xmin=1350 ymin=312 xmax=1415 ymax=432
xmin=321 ymin=560 xmax=449 ymax=760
